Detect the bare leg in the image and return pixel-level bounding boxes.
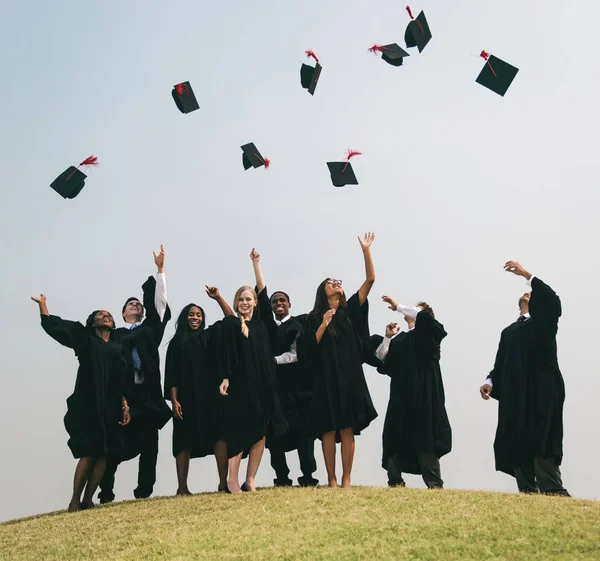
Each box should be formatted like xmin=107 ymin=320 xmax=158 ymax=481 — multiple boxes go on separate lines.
xmin=69 ymin=457 xmax=94 ymax=512
xmin=321 ymin=431 xmax=338 ymax=488
xmin=81 ymin=457 xmax=106 ymax=508
xmin=214 ymin=440 xmax=229 ymax=491
xmin=245 ymin=437 xmax=266 ymax=492
xmin=340 ymin=428 xmax=355 ymax=489
xmin=227 ymin=452 xmax=243 ymax=494
xmin=175 ymin=449 xmax=192 ymax=495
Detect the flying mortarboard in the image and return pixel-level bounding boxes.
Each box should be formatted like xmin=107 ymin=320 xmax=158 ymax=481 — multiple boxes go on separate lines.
xmin=476 ymin=51 xmax=519 ymax=97
xmin=404 ymin=6 xmax=432 ymax=53
xmin=327 ymin=150 xmax=362 ymax=187
xmin=300 ymin=50 xmax=323 ymax=95
xmin=368 ymin=44 xmax=410 ymax=67
xmin=50 ymin=156 xmax=99 ymax=199
xmin=172 ymin=81 xmax=199 ymax=114
xmin=241 ymin=143 xmax=270 ymax=170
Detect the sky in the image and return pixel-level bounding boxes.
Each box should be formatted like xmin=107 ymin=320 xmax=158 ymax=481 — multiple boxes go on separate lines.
xmin=1 ymin=0 xmax=599 ymax=522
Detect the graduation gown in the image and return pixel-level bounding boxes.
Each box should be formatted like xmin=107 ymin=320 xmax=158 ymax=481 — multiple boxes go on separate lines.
xmin=369 ymin=311 xmax=451 ymax=474
xmin=304 ymin=292 xmax=378 ymax=438
xmin=112 ymin=275 xmax=172 ymax=433
xmin=216 ymin=314 xmax=287 ymax=458
xmin=164 ymin=323 xmax=224 ymax=458
xmin=256 ymin=290 xmax=313 ymax=452
xmin=488 ymin=277 xmax=565 ymax=476
xmin=41 ymin=315 xmax=128 ymax=459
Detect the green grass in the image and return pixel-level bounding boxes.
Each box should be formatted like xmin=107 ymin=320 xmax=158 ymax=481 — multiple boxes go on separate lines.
xmin=2 ymin=487 xmax=599 ymax=560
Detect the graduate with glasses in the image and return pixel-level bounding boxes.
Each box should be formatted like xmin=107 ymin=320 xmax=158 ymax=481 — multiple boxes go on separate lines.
xmin=304 ymin=233 xmax=378 ymax=488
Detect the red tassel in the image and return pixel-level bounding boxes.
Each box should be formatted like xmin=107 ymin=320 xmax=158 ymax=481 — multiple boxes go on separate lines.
xmin=305 ymin=50 xmax=319 ymax=62
xmin=175 ymin=83 xmax=188 ymax=96
xmin=406 ymin=5 xmax=415 ymax=19
xmin=263 ymin=158 xmax=270 ymax=169
xmin=346 ymin=150 xmax=362 ymax=160
xmin=480 ymin=50 xmax=497 ymax=77
xmin=79 ymin=155 xmax=99 ymax=168
xmin=368 ymin=44 xmax=384 ymax=54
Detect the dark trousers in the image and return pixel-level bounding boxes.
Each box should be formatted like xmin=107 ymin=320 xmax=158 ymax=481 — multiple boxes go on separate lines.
xmin=270 ymin=438 xmax=317 ymax=486
xmin=514 ymin=456 xmax=570 ymax=496
xmin=99 ymin=427 xmax=159 ymax=501
xmin=386 ymin=453 xmax=444 ymax=489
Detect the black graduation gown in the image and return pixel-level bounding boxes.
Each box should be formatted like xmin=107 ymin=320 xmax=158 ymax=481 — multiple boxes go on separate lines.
xmin=164 ymin=323 xmax=224 ymax=458
xmin=112 ymin=275 xmax=172 ymax=434
xmin=40 ymin=315 xmax=128 ymax=459
xmin=256 ymin=290 xmax=313 ymax=452
xmin=304 ymin=292 xmax=378 ymax=438
xmin=369 ymin=311 xmax=451 ymax=474
xmin=216 ymin=314 xmax=287 ymax=458
xmin=488 ymin=277 xmax=565 ymax=476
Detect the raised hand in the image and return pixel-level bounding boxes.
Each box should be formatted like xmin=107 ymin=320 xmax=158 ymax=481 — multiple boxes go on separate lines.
xmin=480 ymin=383 xmax=492 ymax=401
xmin=205 ymin=286 xmax=220 ymax=300
xmin=250 ymin=248 xmax=260 ymax=263
xmin=219 ymin=379 xmax=230 ymax=396
xmin=382 ymin=295 xmax=398 ymax=311
xmin=504 ymin=261 xmax=531 ymax=280
xmin=153 ymin=244 xmax=166 ymax=273
xmin=358 ymin=232 xmax=375 ymax=250
xmin=385 ymin=322 xmax=400 ymax=338
xmin=321 ymin=309 xmax=336 ymax=328
xmin=31 ymin=294 xmax=47 ymax=305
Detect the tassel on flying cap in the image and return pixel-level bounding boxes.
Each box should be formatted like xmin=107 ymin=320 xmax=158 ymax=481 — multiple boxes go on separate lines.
xmin=404 ymin=7 xmax=432 ymax=52
xmin=50 ymin=155 xmax=99 ymax=199
xmin=172 ymin=81 xmax=199 ymax=114
xmin=326 ymin=150 xmax=361 ymax=187
xmin=475 ymin=50 xmax=520 ymax=97
xmin=241 ymin=143 xmax=270 ymax=171
xmin=369 ymin=43 xmax=410 ymax=66
xmin=301 ymin=50 xmax=323 ymax=95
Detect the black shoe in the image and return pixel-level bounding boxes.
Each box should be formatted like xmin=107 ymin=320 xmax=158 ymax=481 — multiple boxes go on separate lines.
xmin=98 ymin=491 xmax=115 ymax=504
xmin=298 ymin=476 xmax=319 ymax=487
xmin=241 ymin=483 xmax=249 ymax=492
xmin=218 ymin=485 xmax=231 ymax=494
xmin=273 ymin=478 xmax=293 ymax=487
xmin=134 ymin=487 xmax=153 ymax=499
xmin=388 ymin=481 xmax=406 ymax=488
xmin=542 ymin=490 xmax=572 ymax=497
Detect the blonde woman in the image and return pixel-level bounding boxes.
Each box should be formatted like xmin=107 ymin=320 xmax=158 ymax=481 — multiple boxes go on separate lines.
xmin=218 ymin=283 xmax=286 ymax=493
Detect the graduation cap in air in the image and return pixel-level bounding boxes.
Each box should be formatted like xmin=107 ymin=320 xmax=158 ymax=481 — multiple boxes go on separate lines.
xmin=241 ymin=143 xmax=270 ymax=170
xmin=404 ymin=6 xmax=432 ymax=53
xmin=172 ymin=81 xmax=199 ymax=114
xmin=476 ymin=51 xmax=519 ymax=97
xmin=50 ymin=156 xmax=99 ymax=199
xmin=300 ymin=50 xmax=322 ymax=95
xmin=327 ymin=150 xmax=362 ymax=187
xmin=368 ymin=43 xmax=410 ymax=67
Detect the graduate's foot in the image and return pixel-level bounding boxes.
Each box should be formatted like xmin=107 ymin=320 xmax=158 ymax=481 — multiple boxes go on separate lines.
xmin=218 ymin=484 xmax=230 ymax=493
xmin=298 ymin=476 xmax=319 ymax=487
xmin=133 ymin=487 xmax=153 ymax=499
xmin=176 ymin=488 xmax=192 ymax=496
xmin=273 ymin=477 xmax=293 ymax=487
xmin=242 ymin=480 xmax=257 ymax=492
xmin=98 ymin=491 xmax=115 ymax=504
xmin=341 ymin=477 xmax=351 ymax=489
xmin=227 ymin=481 xmax=242 ymax=494
xmin=80 ymin=500 xmax=95 ymax=510
xmin=328 ymin=479 xmax=338 ymax=488
xmin=68 ymin=501 xmax=82 ymax=513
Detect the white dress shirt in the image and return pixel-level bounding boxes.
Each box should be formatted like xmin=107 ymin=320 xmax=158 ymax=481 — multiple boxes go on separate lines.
xmin=374 ymin=325 xmax=415 ymax=363
xmin=273 ymin=313 xmax=299 ymax=365
xmin=485 ymin=275 xmax=535 ymax=389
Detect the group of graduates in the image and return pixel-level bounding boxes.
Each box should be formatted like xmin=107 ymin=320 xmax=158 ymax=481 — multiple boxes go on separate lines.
xmin=31 ymin=234 xmax=570 ymax=512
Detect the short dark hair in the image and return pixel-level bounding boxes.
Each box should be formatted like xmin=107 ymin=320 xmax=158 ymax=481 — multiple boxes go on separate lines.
xmin=417 ymin=301 xmax=435 ymax=318
xmin=122 ymin=297 xmax=142 ymax=315
xmin=270 ymin=291 xmax=291 ymax=304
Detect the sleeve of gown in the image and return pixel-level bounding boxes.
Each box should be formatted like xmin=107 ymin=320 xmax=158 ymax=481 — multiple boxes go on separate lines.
xmin=40 ymin=315 xmax=87 ymax=354
xmin=347 ymin=292 xmax=370 ymax=343
xmin=414 ymin=311 xmax=447 ymax=355
xmin=303 ymin=313 xmax=322 ymax=368
xmin=256 ymin=286 xmax=278 ymax=343
xmin=487 ymin=332 xmax=506 ymax=400
xmin=141 ymin=275 xmax=171 ymax=346
xmin=216 ymin=318 xmax=242 ymax=381
xmin=164 ymin=339 xmax=181 ymax=400
xmin=528 ymin=277 xmax=561 ymax=334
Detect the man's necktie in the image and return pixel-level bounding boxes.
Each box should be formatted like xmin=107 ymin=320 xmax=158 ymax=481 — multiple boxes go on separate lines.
xmin=517 ymin=315 xmax=527 ymax=323
xmin=130 ymin=324 xmax=143 ymax=383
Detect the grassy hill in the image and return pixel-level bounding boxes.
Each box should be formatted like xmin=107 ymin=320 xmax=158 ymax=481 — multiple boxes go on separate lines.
xmin=1 ymin=487 xmax=599 ymax=560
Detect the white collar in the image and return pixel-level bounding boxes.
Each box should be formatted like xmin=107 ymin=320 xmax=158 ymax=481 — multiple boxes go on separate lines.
xmin=275 ymin=314 xmax=292 ymax=326
xmin=519 ymin=313 xmax=531 ymax=320
xmin=125 ymin=321 xmax=142 ymax=329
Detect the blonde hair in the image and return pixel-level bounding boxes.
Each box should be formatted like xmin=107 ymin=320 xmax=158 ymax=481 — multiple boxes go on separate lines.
xmin=233 ymin=285 xmax=257 ymax=338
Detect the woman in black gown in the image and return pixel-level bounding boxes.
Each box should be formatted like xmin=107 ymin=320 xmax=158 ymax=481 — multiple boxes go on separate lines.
xmin=31 ymin=294 xmax=130 ymax=512
xmin=218 ymin=280 xmax=286 ymax=493
xmin=304 ymin=233 xmax=378 ymax=488
xmin=164 ymin=286 xmax=233 ymax=495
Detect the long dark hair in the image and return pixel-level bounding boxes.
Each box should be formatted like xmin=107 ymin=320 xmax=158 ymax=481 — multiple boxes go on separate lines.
xmin=170 ymin=303 xmax=207 ymax=346
xmin=309 ymin=278 xmax=351 ymax=336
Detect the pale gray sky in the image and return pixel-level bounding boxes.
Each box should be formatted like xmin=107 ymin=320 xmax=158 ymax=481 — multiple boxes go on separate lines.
xmin=1 ymin=0 xmax=599 ymax=522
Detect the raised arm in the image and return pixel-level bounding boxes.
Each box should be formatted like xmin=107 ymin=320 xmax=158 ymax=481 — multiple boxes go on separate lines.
xmin=250 ymin=248 xmax=266 ymax=294
xmin=382 ymin=295 xmax=422 ymax=318
xmin=31 ymin=293 xmax=49 ymax=316
xmin=32 ymin=294 xmax=86 ymax=351
xmin=152 ymin=244 xmax=168 ymax=322
xmin=205 ymin=286 xmax=234 ymax=317
xmin=357 ymin=232 xmax=375 ymax=306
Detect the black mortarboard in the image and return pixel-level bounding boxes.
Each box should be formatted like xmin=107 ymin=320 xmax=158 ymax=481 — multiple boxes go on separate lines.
xmin=404 ymin=7 xmax=432 ymax=53
xmin=241 ymin=143 xmax=270 ymax=170
xmin=172 ymin=81 xmax=199 ymax=114
xmin=50 ymin=156 xmax=98 ymax=199
xmin=300 ymin=50 xmax=323 ymax=95
xmin=368 ymin=44 xmax=410 ymax=67
xmin=327 ymin=150 xmax=361 ymax=187
xmin=476 ymin=51 xmax=519 ymax=97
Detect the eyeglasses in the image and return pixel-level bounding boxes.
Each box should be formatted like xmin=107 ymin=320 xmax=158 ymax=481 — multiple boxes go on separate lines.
xmin=326 ymin=279 xmax=342 ymax=286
